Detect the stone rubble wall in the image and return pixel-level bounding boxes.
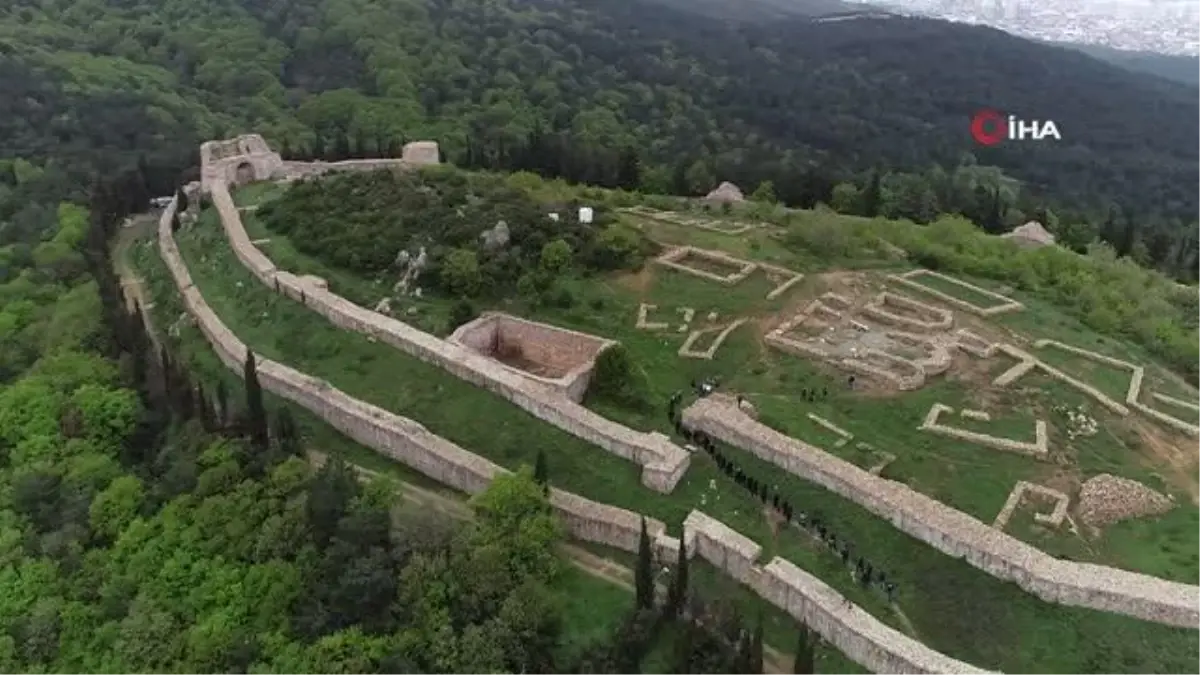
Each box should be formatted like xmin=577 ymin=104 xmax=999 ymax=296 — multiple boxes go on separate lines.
xmin=991 ymin=481 xmax=1069 ymax=530
xmin=919 ymin=403 xmax=1048 ymax=459
xmin=208 ymin=178 xmax=691 ymax=493
xmin=681 ymin=396 xmax=1199 ymax=629
xmin=861 ymin=292 xmax=954 ymax=333
xmin=159 ymin=194 xmax=677 ymax=556
xmin=160 ymin=191 xmax=991 ymax=674
xmin=680 ymin=512 xmax=991 ymax=674
xmin=889 ymin=270 xmax=1023 ymax=317
xmin=1032 ymin=340 xmax=1200 ymax=437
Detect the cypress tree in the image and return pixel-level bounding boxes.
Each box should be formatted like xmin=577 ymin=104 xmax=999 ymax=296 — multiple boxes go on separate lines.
xmin=635 ymin=517 xmax=654 ymax=610
xmin=862 ymin=170 xmax=882 ymax=218
xmin=750 ymin=616 xmax=764 ymax=674
xmin=244 ymin=351 xmax=269 ymax=450
xmin=215 ymin=379 xmax=229 ymax=428
xmin=175 ymin=185 xmax=189 ymax=213
xmin=793 ymin=626 xmax=815 ymax=674
xmin=665 ymin=534 xmax=689 ymax=617
xmin=533 ymin=449 xmax=549 ymax=494
xmin=196 ymin=384 xmax=211 ymax=431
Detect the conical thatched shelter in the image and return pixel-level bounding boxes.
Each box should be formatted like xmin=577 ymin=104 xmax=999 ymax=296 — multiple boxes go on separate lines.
xmin=1002 ymin=221 xmax=1056 ymax=248
xmin=704 ymin=181 xmax=745 ymax=203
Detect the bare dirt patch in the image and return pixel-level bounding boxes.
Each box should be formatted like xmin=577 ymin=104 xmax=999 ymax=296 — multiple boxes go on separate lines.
xmin=1130 ymin=419 xmax=1199 ymax=503
xmin=616 ymin=266 xmax=656 ymax=295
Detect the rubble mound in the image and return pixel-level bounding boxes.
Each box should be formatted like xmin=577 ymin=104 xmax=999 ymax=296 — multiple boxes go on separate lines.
xmin=704 ymin=181 xmax=745 ymax=203
xmin=1078 ymin=474 xmax=1174 ymax=527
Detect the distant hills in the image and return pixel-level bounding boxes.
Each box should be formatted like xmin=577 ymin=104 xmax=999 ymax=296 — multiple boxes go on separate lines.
xmin=642 ymin=0 xmax=888 ymax=21
xmin=1053 ymin=42 xmax=1199 ymax=87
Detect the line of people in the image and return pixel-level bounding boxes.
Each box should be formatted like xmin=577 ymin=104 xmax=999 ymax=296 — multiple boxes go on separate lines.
xmin=667 ymin=388 xmax=898 ymax=605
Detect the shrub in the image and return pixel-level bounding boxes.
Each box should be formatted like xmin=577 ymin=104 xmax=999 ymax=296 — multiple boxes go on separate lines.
xmin=448 ymin=299 xmax=477 ymax=331
xmin=588 ymin=344 xmax=650 ymax=411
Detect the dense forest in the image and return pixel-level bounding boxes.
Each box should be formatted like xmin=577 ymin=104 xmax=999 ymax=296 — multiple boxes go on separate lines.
xmin=0 ymin=0 xmax=1196 ymax=670
xmin=0 ymin=162 xmax=797 ymax=670
xmin=2 ymin=0 xmax=1198 ymax=281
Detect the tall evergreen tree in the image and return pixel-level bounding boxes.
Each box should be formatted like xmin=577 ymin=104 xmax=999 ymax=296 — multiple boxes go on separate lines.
xmin=215 ymin=379 xmax=229 ymax=428
xmin=665 ymin=534 xmax=689 ymax=617
xmin=793 ymin=626 xmax=815 ymax=674
xmin=749 ymin=617 xmax=764 ymax=674
xmin=175 ymin=185 xmax=189 ymax=213
xmin=616 ymin=147 xmax=642 ymax=191
xmin=635 ymin=517 xmax=654 ymax=610
xmin=196 ymin=384 xmax=211 ymax=431
xmin=273 ymin=407 xmax=300 ymax=457
xmin=861 ymin=170 xmax=882 ymax=218
xmin=533 ymin=449 xmax=549 ymax=494
xmin=243 ymin=351 xmax=269 ymax=450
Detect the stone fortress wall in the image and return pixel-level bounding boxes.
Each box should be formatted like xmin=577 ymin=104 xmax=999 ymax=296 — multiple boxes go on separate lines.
xmin=157 ymin=191 xmax=988 ymax=675
xmin=200 ymin=134 xmax=440 ymax=193
xmin=681 ymin=396 xmax=1199 ymax=630
xmin=201 ymin=157 xmax=691 ymax=494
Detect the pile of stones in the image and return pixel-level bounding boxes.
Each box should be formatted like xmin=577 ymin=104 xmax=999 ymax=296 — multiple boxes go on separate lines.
xmin=1078 ymin=473 xmax=1174 ymax=527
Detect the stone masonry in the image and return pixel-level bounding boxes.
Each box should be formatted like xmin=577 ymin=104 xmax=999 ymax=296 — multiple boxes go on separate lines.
xmin=682 ymin=396 xmax=1199 ymax=630
xmin=206 ymin=165 xmax=690 ymax=493
xmin=158 ymin=191 xmax=989 ymax=674
xmin=447 ymin=311 xmax=617 ymax=402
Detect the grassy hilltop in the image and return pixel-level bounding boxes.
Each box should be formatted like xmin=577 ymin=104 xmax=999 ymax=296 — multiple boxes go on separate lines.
xmin=134 ymin=165 xmax=1199 ymax=673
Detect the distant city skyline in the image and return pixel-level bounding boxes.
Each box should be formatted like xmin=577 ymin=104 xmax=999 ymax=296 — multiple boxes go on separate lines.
xmin=849 ymin=0 xmax=1199 ymax=55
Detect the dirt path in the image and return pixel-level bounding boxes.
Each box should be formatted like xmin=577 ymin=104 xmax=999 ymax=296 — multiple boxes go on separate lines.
xmin=307 ymin=451 xmax=795 ymax=673
xmin=111 ymin=214 xmax=160 ymax=341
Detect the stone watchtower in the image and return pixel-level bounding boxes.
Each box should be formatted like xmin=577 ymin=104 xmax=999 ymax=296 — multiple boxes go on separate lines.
xmin=199 ymin=134 xmax=285 ymax=194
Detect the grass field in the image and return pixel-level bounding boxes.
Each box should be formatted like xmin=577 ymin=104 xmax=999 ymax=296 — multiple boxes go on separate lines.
xmin=131 ymin=225 xmax=867 ymax=672
xmin=141 ymin=185 xmax=1200 ymax=672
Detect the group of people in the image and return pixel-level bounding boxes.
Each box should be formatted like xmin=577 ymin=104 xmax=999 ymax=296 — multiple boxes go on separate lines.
xmin=666 ymin=386 xmax=899 ymax=605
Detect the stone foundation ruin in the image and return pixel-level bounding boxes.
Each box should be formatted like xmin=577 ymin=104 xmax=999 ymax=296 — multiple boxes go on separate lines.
xmin=678 ymin=319 xmax=748 ymax=359
xmin=993 ymin=340 xmax=1200 ymax=437
xmin=765 ymin=291 xmax=954 ymax=391
xmin=620 ymin=205 xmax=759 ymax=235
xmin=919 ymin=403 xmax=1049 ymax=459
xmin=681 ymin=395 xmax=1199 ymax=629
xmin=653 ymin=246 xmax=803 ymax=300
xmin=448 ymin=312 xmax=616 ymax=402
xmin=992 ymin=481 xmax=1069 ymax=530
xmin=889 ymin=269 xmax=1024 ymax=316
xmin=156 ymin=172 xmax=991 ymax=674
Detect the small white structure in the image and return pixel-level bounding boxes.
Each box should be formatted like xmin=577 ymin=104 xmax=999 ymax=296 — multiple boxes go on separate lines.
xmin=1002 ymin=221 xmax=1056 ymax=248
xmin=579 ymin=206 xmax=594 ymax=224
xmin=704 ymin=181 xmax=745 ymax=204
xmin=548 ymin=212 xmax=560 ymax=222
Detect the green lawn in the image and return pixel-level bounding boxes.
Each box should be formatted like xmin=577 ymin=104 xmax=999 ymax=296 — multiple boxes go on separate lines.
xmin=136 ymin=189 xmax=1200 ymax=672
xmin=134 ymin=226 xmax=869 ymax=670
xmin=895 ymin=270 xmax=1016 ymax=311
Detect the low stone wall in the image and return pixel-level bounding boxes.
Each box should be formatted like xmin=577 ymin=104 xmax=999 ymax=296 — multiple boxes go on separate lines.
xmin=861 ymin=292 xmax=954 ymax=333
xmin=158 ymin=192 xmax=990 ymax=674
xmin=889 ymin=270 xmax=1023 ymax=316
xmin=209 ymin=179 xmax=690 ymax=493
xmin=682 ymin=396 xmax=1199 ymax=630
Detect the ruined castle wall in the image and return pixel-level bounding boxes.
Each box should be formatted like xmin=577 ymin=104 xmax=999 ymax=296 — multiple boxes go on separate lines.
xmin=158 ymin=191 xmax=991 ymax=673
xmin=209 ymin=179 xmax=690 ymax=494
xmin=680 ymin=512 xmax=991 ymax=674
xmin=681 ymin=397 xmax=1199 ymax=630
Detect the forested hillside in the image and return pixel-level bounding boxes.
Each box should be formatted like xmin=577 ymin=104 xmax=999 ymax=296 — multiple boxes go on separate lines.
xmin=1055 ymin=43 xmax=1200 ymax=87
xmin=2 ymin=0 xmax=1198 ymax=282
